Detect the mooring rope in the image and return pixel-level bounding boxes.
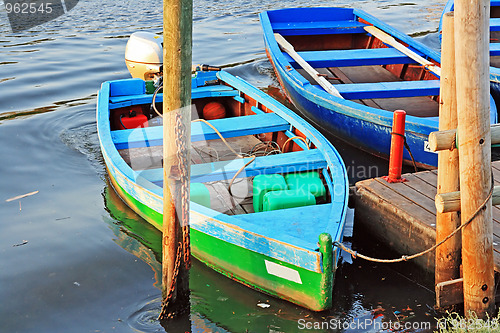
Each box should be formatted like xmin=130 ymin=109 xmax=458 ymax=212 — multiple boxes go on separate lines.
xmin=390 ymin=131 xmax=418 ymax=173
xmin=336 ymin=171 xmax=494 ymax=263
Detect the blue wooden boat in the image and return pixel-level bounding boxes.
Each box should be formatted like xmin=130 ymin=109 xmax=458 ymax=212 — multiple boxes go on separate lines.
xmin=260 ymin=7 xmax=498 ymax=169
xmin=440 ymin=0 xmax=500 ymax=103
xmin=97 ymin=68 xmax=349 ymax=311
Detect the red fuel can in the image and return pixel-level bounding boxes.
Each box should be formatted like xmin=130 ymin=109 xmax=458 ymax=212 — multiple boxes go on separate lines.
xmin=113 ymin=105 xmax=148 ymax=130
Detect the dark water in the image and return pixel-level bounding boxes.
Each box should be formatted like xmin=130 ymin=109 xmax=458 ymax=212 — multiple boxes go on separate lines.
xmin=0 ymin=1 xmax=447 ymax=332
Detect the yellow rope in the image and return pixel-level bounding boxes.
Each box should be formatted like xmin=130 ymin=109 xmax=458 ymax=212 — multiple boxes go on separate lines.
xmin=192 ymin=120 xmax=312 ymax=198
xmin=282 ymin=136 xmax=310 ymax=152
xmin=192 ymin=119 xmax=245 ymax=158
xmin=192 ymin=118 xmax=255 ymax=194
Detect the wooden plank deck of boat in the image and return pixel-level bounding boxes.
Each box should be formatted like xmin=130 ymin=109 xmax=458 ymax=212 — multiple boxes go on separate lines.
xmin=119 ymin=133 xmax=260 ymax=215
xmin=297 ymin=66 xmax=439 ymax=117
xmin=354 ymin=160 xmax=500 ymax=274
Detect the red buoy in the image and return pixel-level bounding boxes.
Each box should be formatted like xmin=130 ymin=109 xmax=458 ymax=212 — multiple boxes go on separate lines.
xmin=202 ymin=102 xmax=226 ymax=120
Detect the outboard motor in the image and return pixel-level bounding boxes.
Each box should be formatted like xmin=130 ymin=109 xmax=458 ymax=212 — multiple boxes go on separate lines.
xmin=125 ymin=32 xmax=163 ymax=81
xmin=125 ymin=31 xmax=222 ymax=82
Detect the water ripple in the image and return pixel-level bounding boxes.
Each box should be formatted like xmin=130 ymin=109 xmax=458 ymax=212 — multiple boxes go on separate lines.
xmin=126 ymin=296 xmax=164 ymax=333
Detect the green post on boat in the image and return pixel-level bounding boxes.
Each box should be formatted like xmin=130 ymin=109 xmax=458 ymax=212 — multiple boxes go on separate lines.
xmin=159 ymin=0 xmax=193 ymax=321
xmin=318 ymin=233 xmax=333 ymax=309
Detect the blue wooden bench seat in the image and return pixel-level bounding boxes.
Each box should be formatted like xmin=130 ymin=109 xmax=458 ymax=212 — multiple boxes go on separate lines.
xmin=285 ymin=48 xmax=422 ymax=68
xmin=331 ymin=80 xmax=440 ymax=99
xmin=108 ymin=85 xmax=240 ymax=109
xmin=112 ymin=112 xmax=290 ymax=150
xmin=273 ymin=20 xmax=368 ymax=36
xmin=139 ymin=149 xmax=327 ymax=184
xmin=491 ymin=43 xmax=500 ymax=56
xmin=492 ymin=18 xmax=500 ymax=32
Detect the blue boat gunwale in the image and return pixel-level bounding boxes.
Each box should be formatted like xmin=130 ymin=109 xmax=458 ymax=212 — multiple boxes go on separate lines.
xmin=96 ymin=70 xmax=349 ymax=273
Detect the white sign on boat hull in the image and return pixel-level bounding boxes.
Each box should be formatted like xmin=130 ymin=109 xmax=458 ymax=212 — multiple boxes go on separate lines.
xmin=265 ymin=260 xmax=302 ymax=284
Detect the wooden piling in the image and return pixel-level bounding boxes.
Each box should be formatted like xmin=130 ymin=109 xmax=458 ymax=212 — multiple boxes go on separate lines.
xmin=454 ymin=0 xmax=495 ymax=317
xmin=436 ymin=186 xmax=500 ymax=213
xmin=435 ymin=11 xmax=461 ymax=298
xmin=160 ymin=0 xmax=192 ymax=320
xmin=429 ymin=124 xmax=500 ymax=152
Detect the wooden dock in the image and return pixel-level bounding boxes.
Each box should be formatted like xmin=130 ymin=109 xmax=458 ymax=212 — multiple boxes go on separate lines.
xmin=354 ymin=161 xmax=500 ymax=275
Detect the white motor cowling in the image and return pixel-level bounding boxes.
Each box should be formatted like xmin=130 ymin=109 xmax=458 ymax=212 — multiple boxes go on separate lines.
xmin=125 ymin=32 xmax=163 ymax=80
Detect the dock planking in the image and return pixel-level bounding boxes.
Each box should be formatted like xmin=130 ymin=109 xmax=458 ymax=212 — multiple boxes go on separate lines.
xmin=354 ymin=161 xmax=500 ymax=275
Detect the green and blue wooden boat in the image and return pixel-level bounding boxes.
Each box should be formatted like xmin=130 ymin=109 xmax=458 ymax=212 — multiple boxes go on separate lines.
xmin=97 ymin=69 xmax=349 ymax=311
xmin=260 ymin=7 xmax=498 ymax=169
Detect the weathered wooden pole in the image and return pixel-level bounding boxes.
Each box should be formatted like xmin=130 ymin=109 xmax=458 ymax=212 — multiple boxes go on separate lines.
xmin=436 ymin=186 xmax=500 ymax=213
xmin=429 ymin=124 xmax=500 ymax=151
xmin=435 ymin=12 xmax=461 ymax=296
xmin=454 ymin=0 xmax=495 ymax=317
xmin=159 ymin=0 xmax=192 ymax=321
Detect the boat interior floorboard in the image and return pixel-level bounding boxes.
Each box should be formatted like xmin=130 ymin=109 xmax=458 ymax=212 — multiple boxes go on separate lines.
xmin=371 ymin=96 xmax=439 ymax=117
xmin=118 ymin=134 xmax=262 ymax=170
xmin=334 ymin=65 xmax=401 ymax=84
xmin=205 ymin=178 xmax=254 ymax=215
xmin=491 ymin=44 xmax=500 ymax=68
xmin=492 ymin=30 xmax=500 ymax=43
xmin=118 ymin=145 xmax=163 ymax=170
xmin=492 ymin=56 xmax=500 ymax=68
xmin=486 ymin=31 xmax=500 ymax=66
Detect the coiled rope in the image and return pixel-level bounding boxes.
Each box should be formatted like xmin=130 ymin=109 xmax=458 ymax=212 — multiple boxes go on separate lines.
xmin=192 ymin=118 xmax=256 ymax=195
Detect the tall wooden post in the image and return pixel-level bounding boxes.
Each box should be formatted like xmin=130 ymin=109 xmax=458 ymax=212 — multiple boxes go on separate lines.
xmin=160 ymin=0 xmax=192 ymax=321
xmin=435 ymin=12 xmax=461 ymax=290
xmin=454 ymin=0 xmax=495 ymax=317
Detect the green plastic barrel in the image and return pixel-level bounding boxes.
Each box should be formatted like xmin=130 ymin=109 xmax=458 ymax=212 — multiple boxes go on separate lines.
xmin=190 ymin=183 xmax=211 ymax=208
xmin=262 ymin=189 xmax=316 ymax=212
xmin=284 ymin=171 xmax=326 ymax=200
xmin=252 ymin=174 xmax=288 ymax=213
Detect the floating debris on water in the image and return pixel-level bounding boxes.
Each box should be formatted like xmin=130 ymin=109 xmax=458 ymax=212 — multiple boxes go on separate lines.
xmin=12 ymin=240 xmax=28 ymax=247
xmin=6 ymin=190 xmax=39 ymax=202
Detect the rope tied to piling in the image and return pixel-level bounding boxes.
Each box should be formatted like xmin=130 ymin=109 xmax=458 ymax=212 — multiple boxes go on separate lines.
xmin=336 ymin=171 xmax=494 ymax=263
xmin=450 ymin=136 xmax=457 ymax=151
xmin=390 ymin=131 xmax=418 ymax=173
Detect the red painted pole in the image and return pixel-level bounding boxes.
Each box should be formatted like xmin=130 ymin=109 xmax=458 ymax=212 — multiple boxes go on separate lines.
xmin=383 ymin=110 xmax=406 ymax=183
